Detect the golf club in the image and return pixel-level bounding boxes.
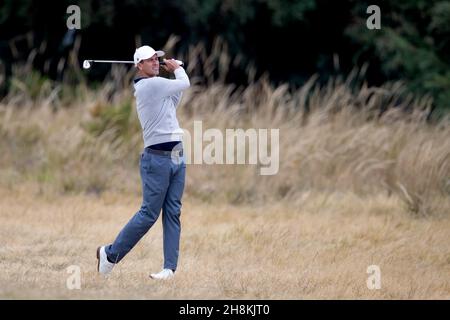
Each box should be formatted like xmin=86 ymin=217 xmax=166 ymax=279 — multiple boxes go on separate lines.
xmin=82 ymin=59 xmax=184 ymax=69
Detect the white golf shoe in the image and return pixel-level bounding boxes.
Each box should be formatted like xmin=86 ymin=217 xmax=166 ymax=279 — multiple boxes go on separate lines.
xmin=150 ymin=268 xmax=174 ymax=280
xmin=96 ymin=246 xmax=115 ymax=275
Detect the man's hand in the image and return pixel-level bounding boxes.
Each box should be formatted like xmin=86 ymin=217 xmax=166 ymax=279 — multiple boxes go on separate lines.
xmin=162 ymin=58 xmax=181 ymax=73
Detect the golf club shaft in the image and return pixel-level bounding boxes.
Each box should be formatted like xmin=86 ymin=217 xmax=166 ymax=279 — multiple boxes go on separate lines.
xmin=86 ymin=60 xmax=134 ymax=64
xmin=85 ymin=59 xmax=183 ymax=66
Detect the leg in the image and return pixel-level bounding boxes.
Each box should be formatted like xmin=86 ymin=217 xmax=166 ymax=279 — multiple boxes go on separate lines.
xmin=162 ymin=157 xmax=186 ymax=271
xmin=106 ymin=152 xmax=170 ymax=263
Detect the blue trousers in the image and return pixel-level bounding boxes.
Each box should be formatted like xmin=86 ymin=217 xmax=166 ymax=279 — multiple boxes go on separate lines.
xmin=105 ymin=148 xmax=186 ymax=271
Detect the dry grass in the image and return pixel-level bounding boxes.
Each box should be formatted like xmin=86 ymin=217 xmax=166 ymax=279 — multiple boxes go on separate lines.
xmin=0 ymin=188 xmax=448 ymax=299
xmin=1 ymin=72 xmax=449 ymax=216
xmin=177 ymin=74 xmax=450 ymax=215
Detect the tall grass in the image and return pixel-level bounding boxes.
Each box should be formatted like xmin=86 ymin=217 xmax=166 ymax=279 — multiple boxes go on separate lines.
xmin=0 ymin=39 xmax=448 ymax=217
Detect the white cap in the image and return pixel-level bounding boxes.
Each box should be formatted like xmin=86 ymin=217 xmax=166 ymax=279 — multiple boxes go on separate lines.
xmin=133 ymin=46 xmax=165 ymax=66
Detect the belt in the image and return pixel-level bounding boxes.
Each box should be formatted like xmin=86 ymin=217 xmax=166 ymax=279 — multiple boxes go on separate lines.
xmin=145 ymin=147 xmax=183 ymax=157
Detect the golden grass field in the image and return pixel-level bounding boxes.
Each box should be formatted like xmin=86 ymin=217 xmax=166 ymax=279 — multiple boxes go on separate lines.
xmin=0 ymin=48 xmax=449 ymax=299
xmin=0 ymin=187 xmax=449 ymax=299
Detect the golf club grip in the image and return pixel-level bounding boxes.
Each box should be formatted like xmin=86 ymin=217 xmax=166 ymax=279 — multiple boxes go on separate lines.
xmin=160 ymin=60 xmax=184 ymax=67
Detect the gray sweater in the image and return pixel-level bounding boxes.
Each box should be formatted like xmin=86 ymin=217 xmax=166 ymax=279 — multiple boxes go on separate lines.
xmin=134 ymin=68 xmax=190 ymax=148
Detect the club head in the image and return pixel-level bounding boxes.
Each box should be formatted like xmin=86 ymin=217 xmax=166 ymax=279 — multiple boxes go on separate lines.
xmin=83 ymin=60 xmax=91 ymax=69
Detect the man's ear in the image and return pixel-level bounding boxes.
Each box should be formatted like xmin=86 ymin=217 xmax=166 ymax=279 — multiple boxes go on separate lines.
xmin=136 ymin=62 xmax=142 ymax=71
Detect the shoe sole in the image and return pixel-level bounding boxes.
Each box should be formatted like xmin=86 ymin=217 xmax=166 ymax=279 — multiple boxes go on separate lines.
xmin=96 ymin=246 xmax=101 ymax=272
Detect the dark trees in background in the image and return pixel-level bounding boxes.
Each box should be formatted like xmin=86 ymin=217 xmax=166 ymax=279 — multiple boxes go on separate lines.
xmin=0 ymin=0 xmax=448 ymax=113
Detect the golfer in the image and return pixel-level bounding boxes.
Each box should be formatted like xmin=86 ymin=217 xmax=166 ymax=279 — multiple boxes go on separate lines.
xmin=96 ymin=45 xmax=190 ymax=280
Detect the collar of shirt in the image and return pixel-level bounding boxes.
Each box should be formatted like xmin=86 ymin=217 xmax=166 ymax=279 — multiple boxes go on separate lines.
xmin=134 ymin=77 xmax=148 ymax=84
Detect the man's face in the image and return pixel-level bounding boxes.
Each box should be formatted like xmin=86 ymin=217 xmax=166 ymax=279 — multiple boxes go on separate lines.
xmin=137 ymin=54 xmax=159 ymax=77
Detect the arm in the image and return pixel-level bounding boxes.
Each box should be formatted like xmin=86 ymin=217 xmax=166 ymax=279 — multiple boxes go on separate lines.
xmin=144 ymin=67 xmax=189 ymax=100
xmin=170 ymin=66 xmax=188 ymax=107
xmin=165 ymin=61 xmax=189 ymax=107
xmin=162 ymin=59 xmax=190 ymax=98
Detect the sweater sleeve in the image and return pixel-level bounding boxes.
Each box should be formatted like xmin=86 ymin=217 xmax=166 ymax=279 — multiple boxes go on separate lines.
xmin=143 ymin=68 xmax=190 ymax=100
